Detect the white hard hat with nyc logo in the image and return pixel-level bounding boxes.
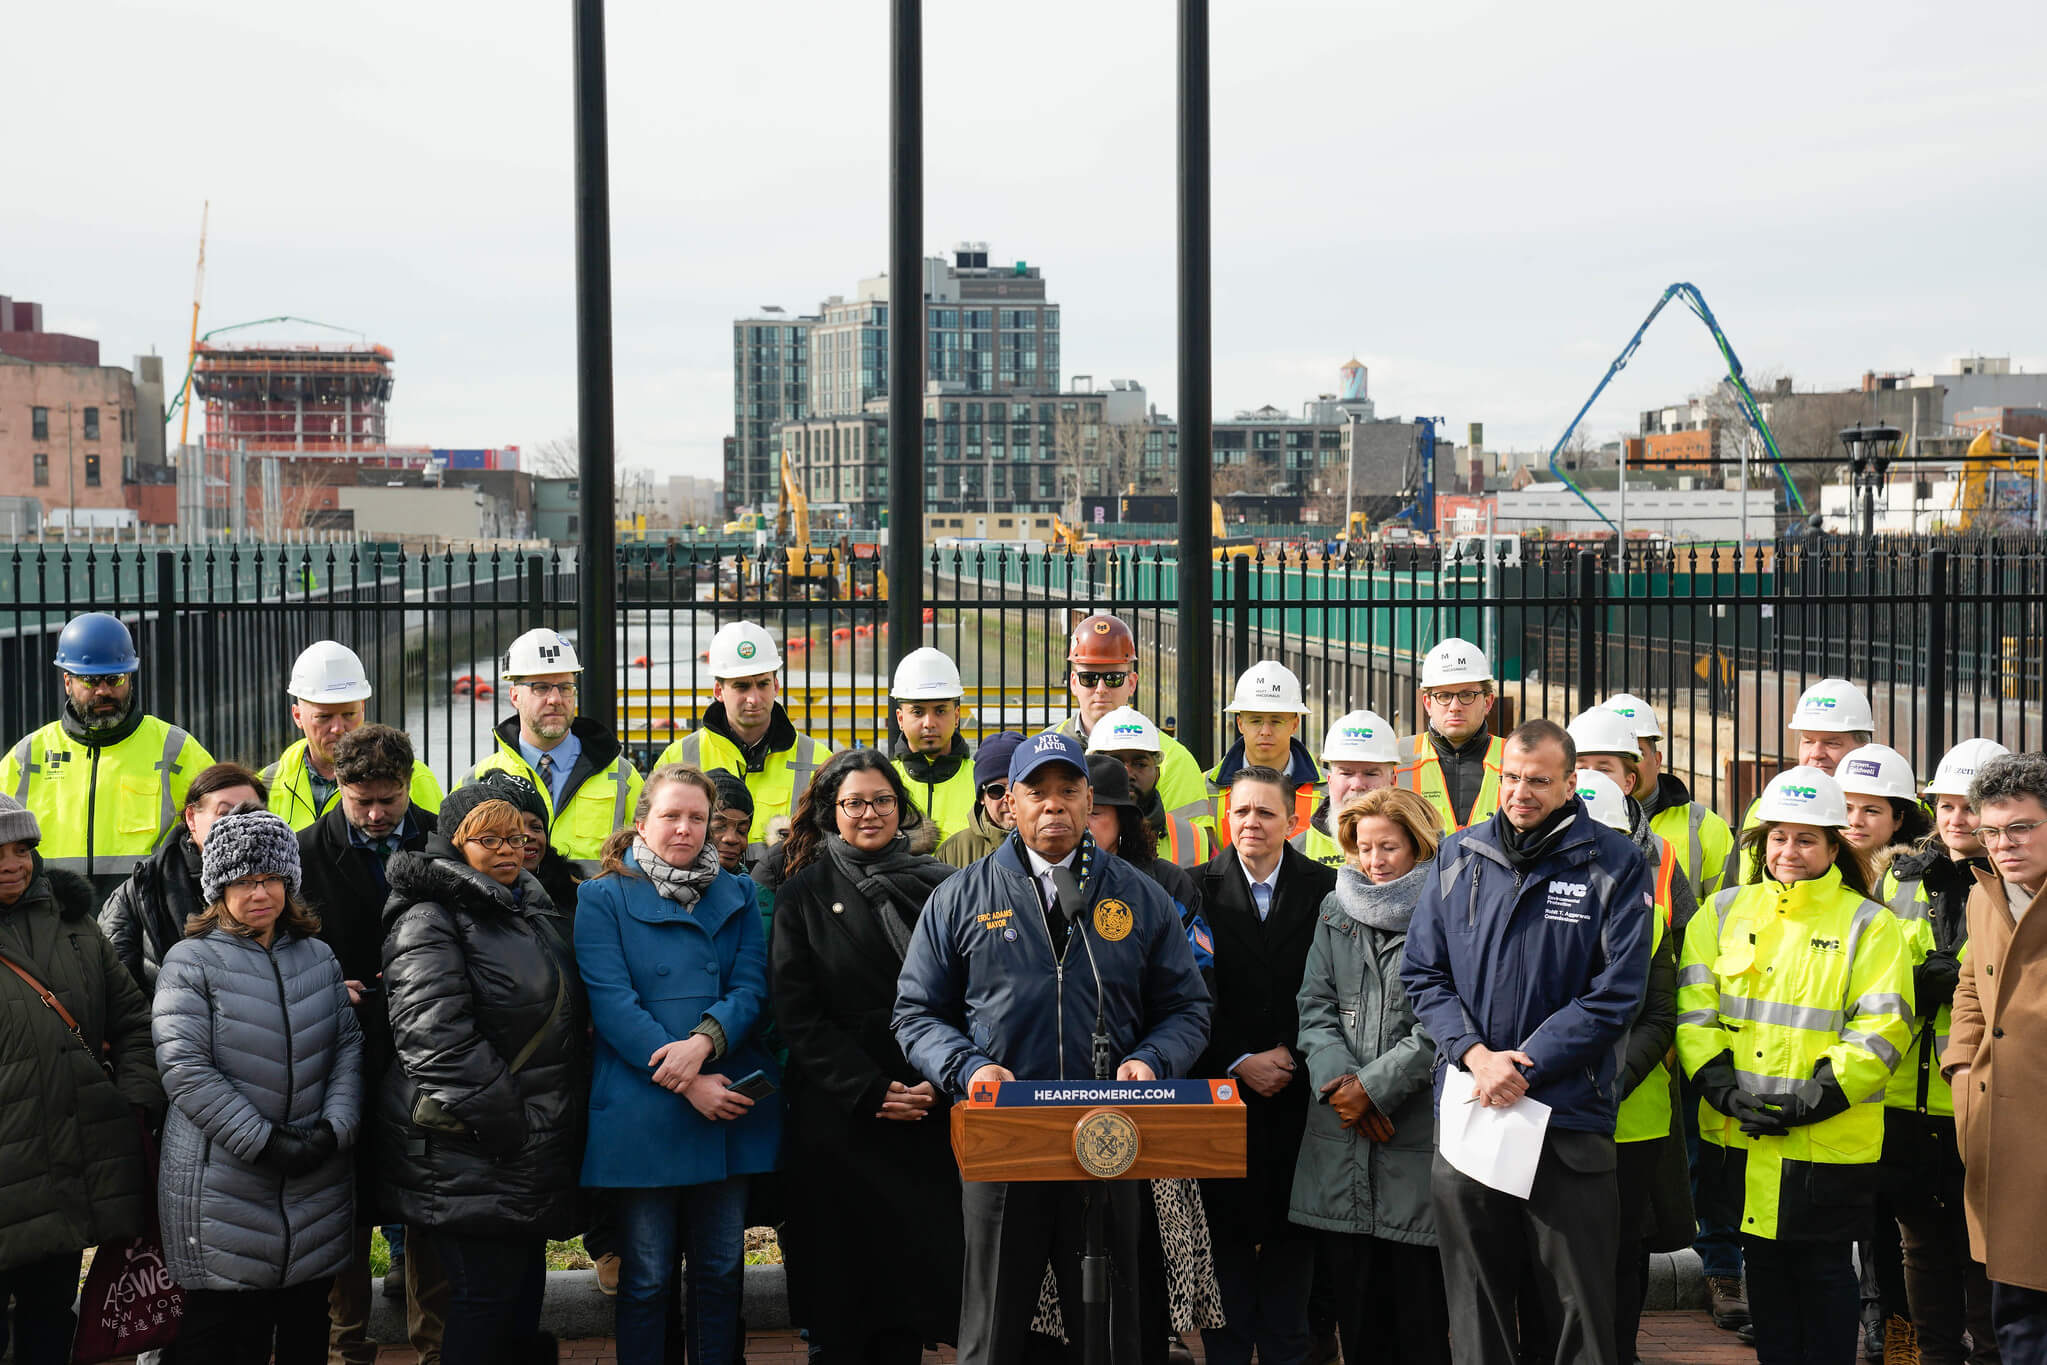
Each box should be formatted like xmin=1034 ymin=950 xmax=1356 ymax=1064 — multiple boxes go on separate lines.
xmin=1224 ymin=660 xmax=1309 ymax=716
xmin=1086 ymin=706 xmax=1161 ymax=755
xmin=1789 ymin=678 xmax=1874 ymax=734
xmin=1320 ymin=710 xmax=1397 ymax=764
xmin=1755 ymin=765 xmax=1850 ymax=827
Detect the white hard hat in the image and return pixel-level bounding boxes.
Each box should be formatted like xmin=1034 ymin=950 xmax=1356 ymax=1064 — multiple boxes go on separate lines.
xmin=1573 ymin=769 xmax=1631 ymax=832
xmin=502 ymin=627 xmax=582 ymax=680
xmin=1567 ymin=708 xmax=1641 ymax=759
xmin=1835 ymin=743 xmax=1919 ymax=802
xmin=1755 ymin=766 xmax=1851 ymax=828
xmin=1602 ymin=692 xmax=1662 ymax=741
xmin=707 ymin=621 xmax=782 ymax=678
xmin=1925 ymin=737 xmax=2011 ymax=798
xmin=1789 ymin=678 xmax=1875 ymax=734
xmin=1321 ymin=709 xmax=1398 ymax=764
xmin=1224 ymin=660 xmax=1309 ymax=716
xmin=1421 ymin=637 xmax=1493 ymax=688
xmin=288 ymin=639 xmax=372 ymax=704
xmin=1086 ymin=706 xmax=1161 ymax=755
xmin=891 ymin=646 xmax=963 ymax=701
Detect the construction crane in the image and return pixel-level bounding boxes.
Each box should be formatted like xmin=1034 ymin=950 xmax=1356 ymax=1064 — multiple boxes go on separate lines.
xmin=1950 ymin=428 xmax=2047 ymax=532
xmin=1543 ymin=283 xmax=1806 ymax=532
xmin=175 ymin=202 xmax=208 ymax=450
xmin=1386 ymin=416 xmax=1446 ymax=536
xmin=163 ymin=314 xmax=369 ymax=436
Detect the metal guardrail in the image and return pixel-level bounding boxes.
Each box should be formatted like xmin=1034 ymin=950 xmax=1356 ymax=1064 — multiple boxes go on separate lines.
xmin=2 ymin=537 xmax=2042 ymax=819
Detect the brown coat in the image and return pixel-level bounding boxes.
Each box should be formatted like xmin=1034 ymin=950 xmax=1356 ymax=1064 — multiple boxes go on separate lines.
xmin=1943 ymin=868 xmax=2047 ymax=1291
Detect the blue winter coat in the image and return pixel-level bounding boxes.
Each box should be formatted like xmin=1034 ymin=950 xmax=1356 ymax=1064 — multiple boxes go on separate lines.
xmin=575 ymin=853 xmax=782 ymax=1188
xmin=1399 ymin=802 xmax=1654 ymax=1134
xmin=893 ymin=837 xmax=1212 ymax=1098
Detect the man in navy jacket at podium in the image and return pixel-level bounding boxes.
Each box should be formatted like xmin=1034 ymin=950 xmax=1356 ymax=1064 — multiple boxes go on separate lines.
xmin=896 ymin=730 xmax=1213 ymax=1364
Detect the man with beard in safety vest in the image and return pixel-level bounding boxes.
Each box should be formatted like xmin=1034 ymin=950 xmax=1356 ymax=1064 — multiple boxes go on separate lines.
xmin=1047 ymin=612 xmax=1214 ymax=839
xmin=3 ymin=611 xmax=214 ymax=905
xmin=460 ymin=626 xmax=643 ymax=868
xmin=1396 ymin=637 xmax=1506 ymax=834
xmin=889 ymin=646 xmax=977 ymax=843
xmin=263 ymin=639 xmax=444 ymax=830
xmin=1290 ymin=709 xmax=1401 ymax=868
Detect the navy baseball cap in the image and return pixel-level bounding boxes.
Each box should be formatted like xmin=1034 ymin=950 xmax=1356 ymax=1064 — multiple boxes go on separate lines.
xmin=1010 ymin=730 xmax=1090 ymax=786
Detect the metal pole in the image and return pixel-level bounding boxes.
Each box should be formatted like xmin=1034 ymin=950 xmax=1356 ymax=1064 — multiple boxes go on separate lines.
xmin=885 ymin=0 xmax=925 ymax=669
xmin=1343 ymin=411 xmax=1357 ymax=542
xmin=1175 ymin=0 xmax=1215 ymax=766
xmin=573 ymin=0 xmax=619 ymax=726
xmin=1617 ymin=435 xmax=1627 ymax=561
xmin=1576 ymin=550 xmax=1599 ymax=714
xmin=1926 ymin=548 xmax=1948 ymax=772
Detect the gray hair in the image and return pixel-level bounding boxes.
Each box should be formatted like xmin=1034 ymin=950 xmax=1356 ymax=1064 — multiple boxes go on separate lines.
xmin=1969 ymin=752 xmax=2047 ymax=812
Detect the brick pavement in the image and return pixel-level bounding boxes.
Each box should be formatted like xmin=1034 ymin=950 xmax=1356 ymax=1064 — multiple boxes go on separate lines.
xmin=366 ymin=1309 xmax=1753 ymax=1363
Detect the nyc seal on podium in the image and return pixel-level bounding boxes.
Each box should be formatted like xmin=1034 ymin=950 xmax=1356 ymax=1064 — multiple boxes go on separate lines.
xmin=1072 ymin=1108 xmax=1142 ymax=1178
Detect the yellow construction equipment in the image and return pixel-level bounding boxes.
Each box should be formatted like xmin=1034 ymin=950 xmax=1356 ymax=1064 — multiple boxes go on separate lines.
xmin=1950 ymin=428 xmax=2047 ymax=532
xmin=1050 ymin=514 xmax=1090 ymax=552
xmin=1211 ymin=499 xmax=1258 ymax=559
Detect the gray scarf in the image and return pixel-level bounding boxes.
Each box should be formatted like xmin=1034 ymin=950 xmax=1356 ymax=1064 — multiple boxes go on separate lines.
xmin=1333 ymin=861 xmax=1430 ymax=931
xmin=632 ymin=834 xmax=722 ymax=908
xmin=822 ymin=832 xmax=953 ymax=959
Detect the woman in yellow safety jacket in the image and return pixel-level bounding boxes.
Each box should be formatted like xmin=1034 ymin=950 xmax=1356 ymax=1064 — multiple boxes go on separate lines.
xmin=1678 ymin=767 xmax=1914 ymax=1365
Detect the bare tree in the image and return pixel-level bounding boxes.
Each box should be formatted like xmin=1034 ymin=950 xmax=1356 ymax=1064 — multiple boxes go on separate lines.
xmin=1051 ymin=406 xmax=1148 ymax=521
xmin=525 ymin=436 xmax=579 ymax=479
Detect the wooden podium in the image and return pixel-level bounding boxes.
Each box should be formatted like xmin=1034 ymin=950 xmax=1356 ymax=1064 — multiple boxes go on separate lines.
xmin=950 ymin=1078 xmax=1246 ymax=1183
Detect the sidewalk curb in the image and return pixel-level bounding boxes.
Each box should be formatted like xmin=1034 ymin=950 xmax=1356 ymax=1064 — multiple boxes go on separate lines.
xmin=372 ymin=1251 xmax=1702 ymax=1341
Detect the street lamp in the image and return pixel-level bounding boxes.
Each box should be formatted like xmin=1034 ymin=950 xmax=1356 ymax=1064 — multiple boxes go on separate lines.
xmin=1838 ymin=424 xmax=1902 ymax=538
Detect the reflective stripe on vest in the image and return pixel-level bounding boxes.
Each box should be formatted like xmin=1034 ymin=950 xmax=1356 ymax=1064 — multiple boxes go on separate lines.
xmin=1211 ymin=780 xmax=1317 ymax=848
xmin=1656 ymin=838 xmax=1679 ymax=928
xmin=1688 ymin=803 xmax=1710 ymax=895
xmin=1168 ymin=814 xmax=1205 ymax=868
xmin=674 ymin=732 xmax=704 ymax=766
xmin=1887 ymin=876 xmax=1928 ymax=921
xmin=9 ymin=737 xmax=30 ymax=802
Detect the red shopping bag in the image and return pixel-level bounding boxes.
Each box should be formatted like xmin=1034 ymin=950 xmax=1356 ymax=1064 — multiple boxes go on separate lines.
xmin=71 ymin=1128 xmax=182 ymax=1363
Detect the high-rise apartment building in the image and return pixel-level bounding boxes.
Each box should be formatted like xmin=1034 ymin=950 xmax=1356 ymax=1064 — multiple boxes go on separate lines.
xmin=727 ymin=307 xmax=816 ymax=515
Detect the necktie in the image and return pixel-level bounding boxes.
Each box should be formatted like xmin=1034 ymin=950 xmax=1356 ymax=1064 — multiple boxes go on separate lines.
xmin=1253 ymin=880 xmax=1273 ymax=922
xmin=1042 ymin=871 xmax=1068 ymax=955
xmin=537 ymin=752 xmax=556 ymax=798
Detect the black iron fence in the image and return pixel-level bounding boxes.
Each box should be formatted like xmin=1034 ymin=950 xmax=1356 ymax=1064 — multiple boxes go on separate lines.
xmin=4 ymin=537 xmax=2043 ymax=823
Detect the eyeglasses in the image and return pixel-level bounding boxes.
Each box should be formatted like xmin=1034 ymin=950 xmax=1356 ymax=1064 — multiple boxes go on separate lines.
xmin=1425 ymin=688 xmax=1487 ymax=707
xmin=1977 ymin=819 xmax=2047 ymax=847
xmin=837 ymin=795 xmax=899 ymax=817
xmin=226 ymin=875 xmax=287 ymax=895
xmin=521 ymin=682 xmax=577 ymax=700
xmin=1501 ymin=772 xmax=1557 ymax=790
xmin=465 ymin=834 xmax=535 ymax=851
xmin=1074 ymin=671 xmax=1130 ymax=689
xmin=67 ymin=672 xmax=132 ymax=691
xmin=980 ymin=781 xmax=1010 ymax=801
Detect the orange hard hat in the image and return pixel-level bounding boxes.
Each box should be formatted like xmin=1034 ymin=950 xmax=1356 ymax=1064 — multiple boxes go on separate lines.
xmin=1068 ymin=613 xmax=1137 ymax=668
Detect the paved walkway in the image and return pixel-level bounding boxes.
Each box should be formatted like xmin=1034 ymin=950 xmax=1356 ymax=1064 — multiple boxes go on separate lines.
xmin=364 ymin=1310 xmax=1754 ymax=1362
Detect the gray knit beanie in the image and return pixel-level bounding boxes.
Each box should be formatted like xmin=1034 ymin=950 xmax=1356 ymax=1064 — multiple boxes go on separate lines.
xmin=0 ymin=794 xmax=40 ymax=848
xmin=201 ymin=810 xmax=303 ymax=904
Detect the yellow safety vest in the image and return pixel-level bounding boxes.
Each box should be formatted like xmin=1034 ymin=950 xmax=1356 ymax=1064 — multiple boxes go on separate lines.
xmin=1650 ymin=799 xmax=1736 ymax=902
xmin=1675 ymin=866 xmax=1914 ymax=1239
xmin=1052 ymin=716 xmax=1217 ymax=837
xmin=658 ymin=727 xmax=832 ymax=845
xmin=1877 ymin=869 xmax=1952 ymax=1119
xmin=1159 ymin=811 xmax=1209 ymax=868
xmin=891 ymin=753 xmax=979 ymax=845
xmin=1289 ymin=819 xmax=1344 ymax=870
xmin=1205 ymin=762 xmax=1320 ymax=848
xmin=1394 ymin=731 xmax=1504 ymax=833
xmin=3 ymin=716 xmax=215 ymax=879
xmin=261 ymin=738 xmax=446 ymax=832
xmin=463 ymin=739 xmax=641 ymax=867
xmin=1617 ymin=838 xmax=1681 ymax=1144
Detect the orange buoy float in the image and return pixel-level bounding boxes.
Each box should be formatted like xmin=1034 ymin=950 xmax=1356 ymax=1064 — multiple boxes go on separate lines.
xmin=786 ymin=637 xmax=809 ymax=652
xmin=854 ymin=624 xmax=874 ymax=638
xmin=831 ymin=627 xmax=851 ymax=642
xmin=631 ymin=654 xmax=649 ymax=668
xmin=451 ymin=675 xmax=474 ymax=695
xmin=473 ymin=682 xmax=495 ymax=698
xmin=921 ymin=608 xmax=935 ymax=624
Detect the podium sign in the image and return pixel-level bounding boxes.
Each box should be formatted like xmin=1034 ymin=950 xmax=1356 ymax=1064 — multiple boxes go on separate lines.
xmin=950 ymin=1079 xmax=1247 ymax=1183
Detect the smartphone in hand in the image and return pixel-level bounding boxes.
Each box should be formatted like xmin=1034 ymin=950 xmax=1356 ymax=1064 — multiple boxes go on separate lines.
xmin=727 ymin=1069 xmax=778 ymax=1101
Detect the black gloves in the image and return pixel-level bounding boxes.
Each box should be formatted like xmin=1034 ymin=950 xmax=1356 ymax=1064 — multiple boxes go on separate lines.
xmin=1914 ymin=950 xmax=1962 ymax=1013
xmin=260 ymin=1119 xmax=338 ymax=1177
xmin=1696 ymin=1051 xmax=1792 ymax=1137
xmin=1748 ymin=1059 xmax=1851 ymax=1133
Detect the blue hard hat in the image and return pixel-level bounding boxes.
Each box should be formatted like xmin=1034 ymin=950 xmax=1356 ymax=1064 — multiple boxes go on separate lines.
xmin=53 ymin=612 xmax=140 ymax=676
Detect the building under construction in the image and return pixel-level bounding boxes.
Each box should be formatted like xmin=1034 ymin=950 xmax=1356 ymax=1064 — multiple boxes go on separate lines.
xmin=190 ymin=340 xmax=394 ymax=452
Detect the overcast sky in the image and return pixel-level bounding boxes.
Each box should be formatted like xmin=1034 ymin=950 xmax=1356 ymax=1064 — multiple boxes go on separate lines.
xmin=13 ymin=1 xmax=2045 ymax=481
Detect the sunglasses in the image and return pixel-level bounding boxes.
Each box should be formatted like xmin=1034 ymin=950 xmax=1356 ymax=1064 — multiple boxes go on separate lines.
xmin=980 ymin=781 xmax=1009 ymax=801
xmin=1074 ymin=671 xmax=1130 ymax=689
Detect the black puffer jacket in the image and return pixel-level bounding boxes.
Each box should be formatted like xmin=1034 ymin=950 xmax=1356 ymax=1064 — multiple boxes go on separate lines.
xmin=374 ymin=838 xmax=588 ymax=1237
xmin=0 ymin=865 xmax=163 ymax=1271
xmin=96 ymin=827 xmax=207 ymax=993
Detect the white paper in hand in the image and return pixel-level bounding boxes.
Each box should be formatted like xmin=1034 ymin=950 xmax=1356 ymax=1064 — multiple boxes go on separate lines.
xmin=1438 ymin=1064 xmax=1552 ymax=1199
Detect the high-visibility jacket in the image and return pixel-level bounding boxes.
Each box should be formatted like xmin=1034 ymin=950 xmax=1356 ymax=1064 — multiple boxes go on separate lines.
xmin=1676 ymin=865 xmax=1915 ymax=1240
xmin=1877 ymin=867 xmax=1952 ymax=1118
xmin=1650 ymin=798 xmax=1736 ymax=902
xmin=891 ymin=752 xmax=978 ymax=845
xmin=1394 ymin=731 xmax=1504 ymax=833
xmin=3 ymin=714 xmax=215 ymax=881
xmin=1158 ymin=810 xmax=1210 ymax=868
xmin=1290 ymin=819 xmax=1343 ymax=870
xmin=463 ymin=719 xmax=642 ymax=867
xmin=1051 ymin=715 xmax=1215 ymax=836
xmin=261 ymin=737 xmax=445 ymax=831
xmin=1617 ymin=838 xmax=1682 ymax=1144
xmin=660 ymin=726 xmax=832 ymax=844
